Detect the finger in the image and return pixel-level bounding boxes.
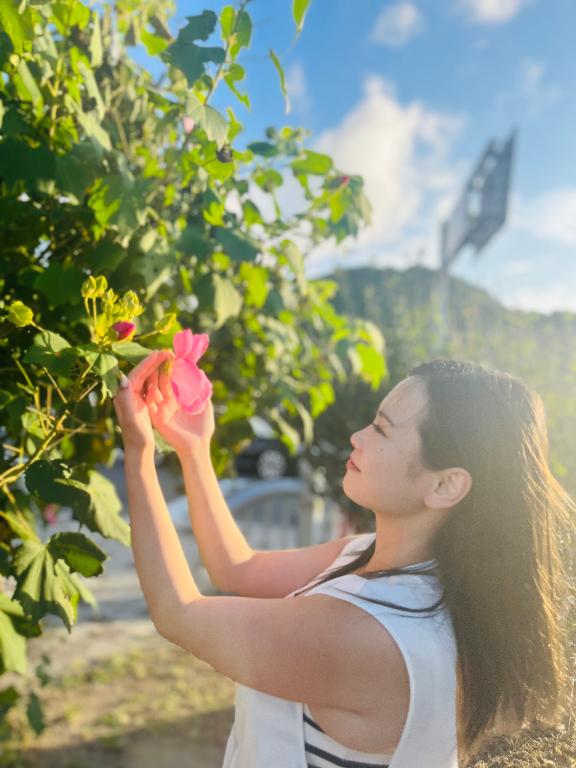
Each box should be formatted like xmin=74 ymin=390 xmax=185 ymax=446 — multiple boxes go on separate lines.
xmin=128 ymin=350 xmax=171 ymax=391
xmin=147 ymin=371 xmax=163 ymax=405
xmin=158 ymin=367 xmax=176 ymax=402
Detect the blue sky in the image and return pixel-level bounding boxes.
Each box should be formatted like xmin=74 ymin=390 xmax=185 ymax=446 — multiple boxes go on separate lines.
xmin=139 ymin=0 xmax=576 ymax=314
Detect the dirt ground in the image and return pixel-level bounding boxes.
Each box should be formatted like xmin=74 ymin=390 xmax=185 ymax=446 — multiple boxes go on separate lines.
xmin=1 ymin=635 xmax=236 ymax=768
xmin=2 ymin=628 xmax=574 ymax=768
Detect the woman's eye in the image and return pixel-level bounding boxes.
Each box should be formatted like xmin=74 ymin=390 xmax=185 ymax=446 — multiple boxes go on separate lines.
xmin=371 ymin=422 xmax=386 ymax=436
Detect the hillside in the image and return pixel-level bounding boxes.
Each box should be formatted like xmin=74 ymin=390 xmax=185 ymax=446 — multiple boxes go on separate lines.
xmin=324 ymin=265 xmax=576 ymax=493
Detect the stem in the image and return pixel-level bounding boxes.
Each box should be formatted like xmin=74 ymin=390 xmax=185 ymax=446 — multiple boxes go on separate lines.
xmin=204 ymin=0 xmax=250 ymax=108
xmin=0 ymin=408 xmax=72 ymax=491
xmin=43 ymin=370 xmax=67 ymax=405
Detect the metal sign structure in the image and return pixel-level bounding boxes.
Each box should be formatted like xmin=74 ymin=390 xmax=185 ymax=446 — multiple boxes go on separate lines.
xmin=435 ymin=130 xmax=516 ymax=349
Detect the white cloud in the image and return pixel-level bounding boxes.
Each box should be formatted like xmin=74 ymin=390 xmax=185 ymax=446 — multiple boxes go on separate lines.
xmin=371 ymin=2 xmax=423 ymax=47
xmin=457 ymin=0 xmax=531 ymax=24
xmin=305 ymin=76 xmax=465 ymax=275
xmin=516 ymin=188 xmax=576 ymax=247
xmin=519 ymin=59 xmax=562 ymax=106
xmin=285 ymin=61 xmax=311 ymax=117
xmin=501 ymin=283 xmax=576 ymax=314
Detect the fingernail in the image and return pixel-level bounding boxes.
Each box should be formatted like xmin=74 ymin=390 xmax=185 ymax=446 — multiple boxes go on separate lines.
xmin=120 ymin=374 xmax=129 ymax=389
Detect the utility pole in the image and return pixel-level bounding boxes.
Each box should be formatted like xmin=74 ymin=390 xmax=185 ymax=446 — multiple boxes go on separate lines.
xmin=434 ymin=130 xmax=517 ymax=354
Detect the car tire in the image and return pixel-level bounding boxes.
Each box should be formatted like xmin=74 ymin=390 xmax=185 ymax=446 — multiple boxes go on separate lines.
xmin=256 ymin=448 xmax=288 ymax=479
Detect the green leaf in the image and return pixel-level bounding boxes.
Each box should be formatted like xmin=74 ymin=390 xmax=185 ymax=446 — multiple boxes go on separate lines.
xmin=0 ymin=30 xmax=14 ymax=69
xmin=49 ymin=532 xmax=107 ymax=578
xmin=23 ymin=331 xmax=77 ymax=377
xmin=220 ymin=6 xmax=235 ymax=40
xmin=162 ymin=13 xmax=225 ymax=87
xmin=213 ymin=274 xmax=243 ymax=328
xmin=15 ymin=59 xmax=43 ymax=109
xmin=74 ymin=107 xmax=111 ymax=152
xmin=294 ymin=398 xmax=314 ymax=445
xmin=27 ymin=692 xmax=45 ymax=735
xmin=269 ymin=48 xmax=290 ymax=114
xmin=291 ymin=150 xmax=333 ymax=176
xmin=230 ymin=9 xmax=252 ymax=58
xmin=214 ymin=227 xmax=260 ymax=263
xmin=239 ymin=262 xmax=269 ymax=309
xmin=0 ymin=687 xmax=20 ymax=719
xmin=13 ymin=541 xmax=79 ymax=629
xmin=247 ymin=141 xmax=279 ymax=157
xmin=202 ymin=105 xmax=228 ymax=148
xmin=0 ymin=139 xmax=56 ymax=188
xmin=33 ymin=263 xmax=86 ymax=308
xmin=0 ymin=0 xmax=33 ymax=55
xmin=140 ymin=28 xmax=169 ymax=56
xmin=25 ymin=460 xmax=88 ymax=509
xmin=110 ymin=341 xmax=154 ymax=362
xmin=0 ymin=608 xmax=27 ymax=674
xmin=71 ymin=469 xmax=130 ymax=546
xmin=224 ymin=63 xmax=250 ymax=109
xmin=268 ymin=407 xmax=300 ymax=454
xmin=293 ymin=0 xmax=312 ymax=32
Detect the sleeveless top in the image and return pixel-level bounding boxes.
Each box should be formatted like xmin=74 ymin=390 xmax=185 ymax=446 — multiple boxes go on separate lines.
xmin=221 ymin=533 xmax=459 ymax=768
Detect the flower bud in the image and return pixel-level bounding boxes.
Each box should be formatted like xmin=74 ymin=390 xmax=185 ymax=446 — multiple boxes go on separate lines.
xmin=112 ymin=321 xmax=136 ymax=341
xmin=7 ymin=301 xmax=34 ymax=328
xmin=94 ymin=275 xmax=108 ymax=298
xmin=81 ymin=275 xmax=97 ymax=298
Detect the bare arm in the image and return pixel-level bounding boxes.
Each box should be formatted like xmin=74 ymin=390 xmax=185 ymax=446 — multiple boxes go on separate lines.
xmin=177 ymin=445 xmax=255 ymax=592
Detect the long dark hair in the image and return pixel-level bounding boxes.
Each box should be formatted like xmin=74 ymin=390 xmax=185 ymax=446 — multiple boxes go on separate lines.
xmin=293 ymin=360 xmax=576 ymax=764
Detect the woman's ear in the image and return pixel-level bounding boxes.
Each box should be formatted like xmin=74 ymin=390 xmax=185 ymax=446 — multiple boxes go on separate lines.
xmin=425 ymin=468 xmax=472 ymax=510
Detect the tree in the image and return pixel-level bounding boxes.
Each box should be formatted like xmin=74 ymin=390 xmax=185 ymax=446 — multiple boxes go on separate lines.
xmin=0 ymin=0 xmax=386 ymax=735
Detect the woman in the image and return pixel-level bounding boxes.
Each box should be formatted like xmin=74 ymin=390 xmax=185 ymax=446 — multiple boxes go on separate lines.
xmin=113 ymin=354 xmax=574 ymax=767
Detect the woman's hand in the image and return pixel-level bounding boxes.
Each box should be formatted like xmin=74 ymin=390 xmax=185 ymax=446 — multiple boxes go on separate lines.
xmin=142 ymin=358 xmax=215 ymax=455
xmin=113 ymin=350 xmax=172 ymax=453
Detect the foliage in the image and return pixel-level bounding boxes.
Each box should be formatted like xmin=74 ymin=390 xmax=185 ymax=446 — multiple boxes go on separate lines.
xmin=0 ymin=0 xmax=386 ymax=736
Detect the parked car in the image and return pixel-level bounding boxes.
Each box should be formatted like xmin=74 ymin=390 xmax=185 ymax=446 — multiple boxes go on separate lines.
xmin=234 ymin=417 xmax=302 ymax=479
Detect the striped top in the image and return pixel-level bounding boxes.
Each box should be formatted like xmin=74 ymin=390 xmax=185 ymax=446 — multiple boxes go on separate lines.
xmin=303 ymin=703 xmax=393 ymax=768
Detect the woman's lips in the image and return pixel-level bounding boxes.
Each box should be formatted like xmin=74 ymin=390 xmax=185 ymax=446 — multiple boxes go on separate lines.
xmin=346 ymin=458 xmax=360 ymax=472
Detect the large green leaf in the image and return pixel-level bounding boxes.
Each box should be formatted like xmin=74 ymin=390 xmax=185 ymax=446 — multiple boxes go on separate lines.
xmin=0 ymin=139 xmax=56 ymax=187
xmin=49 ymin=532 xmax=107 ymax=577
xmin=0 ymin=0 xmax=33 ymax=54
xmin=214 ymin=227 xmax=259 ymax=263
xmin=23 ymin=331 xmax=77 ymax=377
xmin=12 ymin=541 xmax=80 ymax=629
xmin=33 ymin=263 xmax=86 ymax=308
xmin=187 ymin=100 xmax=228 ymax=148
xmin=291 ymin=150 xmax=333 ymax=176
xmin=162 ymin=12 xmax=225 ymax=87
xmin=70 ymin=469 xmax=131 ymax=546
xmin=25 ymin=460 xmax=90 ymax=509
xmin=25 ymin=461 xmax=130 ymax=546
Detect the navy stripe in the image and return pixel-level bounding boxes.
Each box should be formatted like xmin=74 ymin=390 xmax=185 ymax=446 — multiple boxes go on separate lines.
xmin=303 ymin=712 xmax=326 ymax=734
xmin=304 ymin=742 xmax=389 ymax=768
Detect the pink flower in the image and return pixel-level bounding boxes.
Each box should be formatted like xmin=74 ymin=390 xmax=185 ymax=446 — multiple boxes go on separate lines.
xmin=112 ymin=321 xmax=136 ymax=341
xmin=170 ymin=330 xmax=212 ymax=414
xmin=42 ymin=503 xmax=59 ymax=525
xmin=183 ymin=117 xmax=195 ymax=134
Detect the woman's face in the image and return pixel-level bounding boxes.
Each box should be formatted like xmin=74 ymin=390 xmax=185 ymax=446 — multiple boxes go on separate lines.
xmin=344 ymin=376 xmax=431 ymax=516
